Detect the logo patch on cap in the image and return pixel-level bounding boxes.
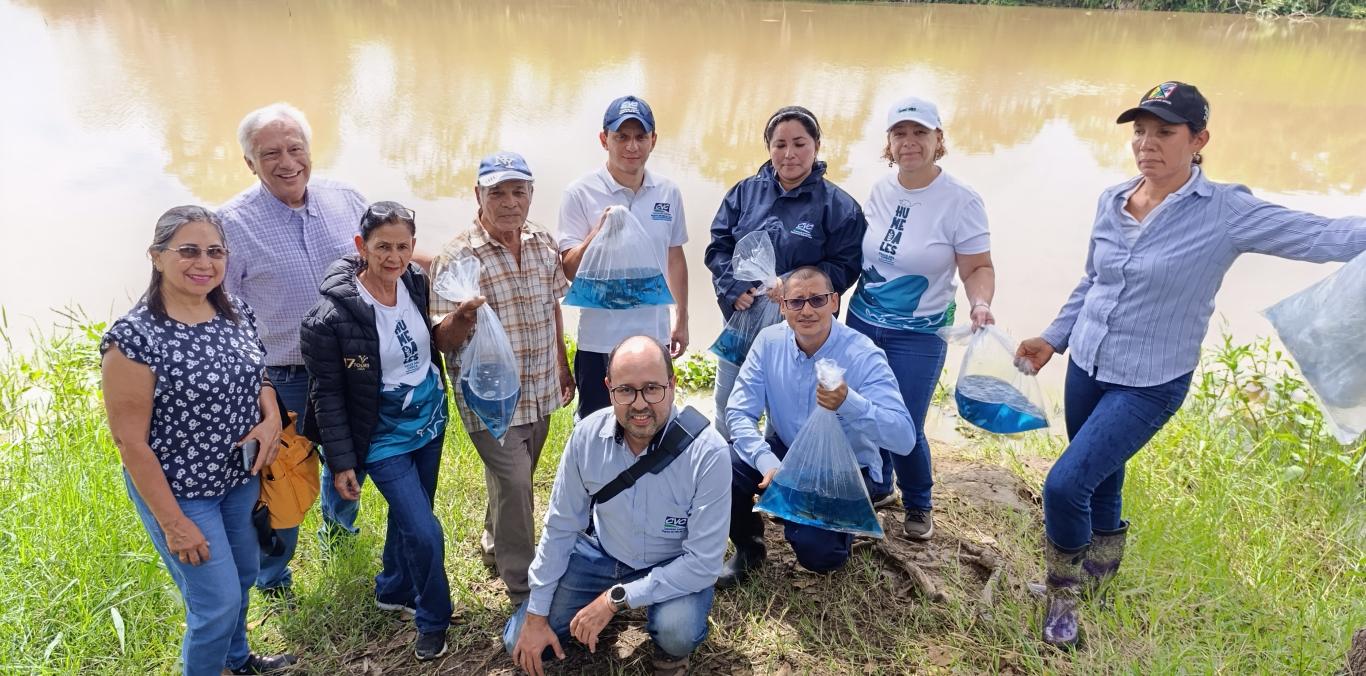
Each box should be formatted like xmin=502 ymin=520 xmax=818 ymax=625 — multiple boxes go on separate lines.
xmin=619 ymin=100 xmax=641 ymax=115
xmin=494 ymin=155 xmax=517 ymax=168
xmin=1145 ymin=82 xmax=1178 ymax=101
xmin=898 ymin=105 xmax=918 ymax=113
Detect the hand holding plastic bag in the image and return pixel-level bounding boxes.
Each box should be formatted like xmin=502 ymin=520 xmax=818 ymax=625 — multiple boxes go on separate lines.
xmin=753 ymin=359 xmax=884 ymax=538
xmin=563 ymin=205 xmax=674 ymax=310
xmin=710 ymin=230 xmax=783 ymax=364
xmin=1263 ymin=251 xmax=1366 ymax=444
xmin=940 ymin=325 xmax=1049 ymax=434
xmin=433 ymin=256 xmax=521 ymax=439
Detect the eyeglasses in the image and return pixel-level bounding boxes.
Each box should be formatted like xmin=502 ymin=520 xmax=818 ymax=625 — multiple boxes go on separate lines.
xmin=162 ymin=244 xmax=230 ymax=260
xmin=609 ymin=382 xmax=670 ymax=406
xmin=365 ymin=204 xmax=416 ymax=222
xmin=781 ymin=293 xmax=833 ymax=311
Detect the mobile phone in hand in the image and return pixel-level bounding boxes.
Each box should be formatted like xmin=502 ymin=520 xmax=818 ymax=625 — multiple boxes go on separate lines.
xmin=240 ymin=439 xmax=260 ymax=472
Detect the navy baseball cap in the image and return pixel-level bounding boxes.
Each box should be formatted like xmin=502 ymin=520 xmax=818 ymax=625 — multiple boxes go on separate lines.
xmin=1116 ymin=81 xmax=1209 ymax=132
xmin=476 ymin=151 xmax=534 ymax=187
xmin=603 ymin=95 xmax=655 ymax=133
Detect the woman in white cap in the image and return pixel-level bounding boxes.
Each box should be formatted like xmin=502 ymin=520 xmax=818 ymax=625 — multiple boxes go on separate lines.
xmin=1016 ymin=81 xmax=1366 ymax=648
xmin=847 ymin=96 xmax=996 ymax=542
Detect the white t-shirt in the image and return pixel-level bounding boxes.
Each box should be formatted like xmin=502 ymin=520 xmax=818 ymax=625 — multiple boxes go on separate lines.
xmin=557 ymin=166 xmax=688 ymax=353
xmin=849 ymin=170 xmax=991 ymax=332
xmin=355 ymin=278 xmax=433 ymax=389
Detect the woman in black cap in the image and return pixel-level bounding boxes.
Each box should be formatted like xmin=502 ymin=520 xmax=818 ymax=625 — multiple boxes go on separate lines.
xmin=1015 ymin=81 xmax=1366 ymax=648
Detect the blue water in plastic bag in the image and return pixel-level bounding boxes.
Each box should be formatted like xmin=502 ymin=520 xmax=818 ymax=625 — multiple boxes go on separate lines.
xmin=460 ymin=380 xmax=520 ymax=440
xmin=756 ymin=482 xmax=884 ymax=538
xmin=563 ymin=269 xmax=674 ymax=310
xmin=954 ymin=374 xmax=1048 ymax=434
xmin=709 ymin=297 xmax=781 ymax=366
xmin=710 ymin=327 xmax=749 ymax=365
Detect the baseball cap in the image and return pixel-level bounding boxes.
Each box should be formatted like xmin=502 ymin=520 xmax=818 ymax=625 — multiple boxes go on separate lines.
xmin=885 ymin=96 xmax=942 ymax=131
xmin=603 ymin=95 xmax=655 ymax=133
xmin=476 ymin=151 xmax=534 ymax=187
xmin=1116 ymin=81 xmax=1209 ymax=131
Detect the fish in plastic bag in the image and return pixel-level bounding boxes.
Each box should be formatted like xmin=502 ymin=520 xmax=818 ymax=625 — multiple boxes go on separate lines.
xmin=563 ymin=205 xmax=674 ymax=310
xmin=433 ymin=256 xmax=521 ymax=440
xmin=940 ymin=325 xmax=1049 ymax=434
xmin=1263 ymin=251 xmax=1366 ymax=444
xmin=754 ymin=358 xmax=884 ymax=538
xmin=710 ymin=230 xmax=783 ymax=365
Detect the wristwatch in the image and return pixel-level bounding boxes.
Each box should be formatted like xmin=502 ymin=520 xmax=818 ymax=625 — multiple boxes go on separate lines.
xmin=607 ymin=584 xmax=628 ymax=612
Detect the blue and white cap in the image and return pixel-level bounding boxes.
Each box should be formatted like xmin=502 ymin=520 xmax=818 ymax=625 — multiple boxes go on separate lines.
xmin=603 ymin=95 xmax=655 ymax=133
xmin=476 ymin=151 xmax=534 ymax=187
xmin=885 ymin=96 xmax=943 ymax=131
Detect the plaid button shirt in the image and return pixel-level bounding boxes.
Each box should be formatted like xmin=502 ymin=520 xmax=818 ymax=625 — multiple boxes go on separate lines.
xmin=431 ymin=219 xmax=569 ymax=432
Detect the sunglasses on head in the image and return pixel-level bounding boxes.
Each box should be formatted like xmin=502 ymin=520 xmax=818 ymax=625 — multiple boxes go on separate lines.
xmin=365 ymin=204 xmax=415 ymax=222
xmin=162 ymin=244 xmax=229 ymax=260
xmin=781 ymin=293 xmax=833 ymax=312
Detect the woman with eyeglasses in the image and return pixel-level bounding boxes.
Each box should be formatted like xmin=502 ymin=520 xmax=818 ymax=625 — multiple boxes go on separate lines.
xmin=847 ymin=97 xmax=996 ymax=542
xmin=100 ymin=206 xmax=297 ymax=675
xmin=703 ymin=105 xmax=869 ymax=441
xmin=299 ymin=201 xmax=454 ymax=662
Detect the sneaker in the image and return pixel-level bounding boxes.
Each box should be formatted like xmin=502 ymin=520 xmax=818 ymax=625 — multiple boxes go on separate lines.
xmin=414 ymin=630 xmax=448 ymax=661
xmin=229 ymin=653 xmax=298 ymax=674
xmin=375 ymin=598 xmax=416 ymax=621
xmin=871 ymin=492 xmax=899 ymax=509
xmin=903 ymin=510 xmax=935 ymax=541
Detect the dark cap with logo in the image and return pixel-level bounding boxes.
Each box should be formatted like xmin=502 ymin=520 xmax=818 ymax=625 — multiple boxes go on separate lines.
xmin=603 ymin=95 xmax=655 ymax=133
xmin=1116 ymin=81 xmax=1209 ymax=132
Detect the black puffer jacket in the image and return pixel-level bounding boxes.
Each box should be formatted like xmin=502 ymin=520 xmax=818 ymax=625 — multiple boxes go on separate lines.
xmin=299 ymin=255 xmax=445 ymax=474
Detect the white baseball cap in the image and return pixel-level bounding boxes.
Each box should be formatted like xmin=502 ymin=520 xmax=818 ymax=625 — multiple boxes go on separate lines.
xmin=886 ymin=96 xmax=942 ymax=131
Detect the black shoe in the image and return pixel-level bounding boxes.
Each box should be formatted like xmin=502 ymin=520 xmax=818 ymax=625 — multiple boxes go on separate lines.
xmin=229 ymin=653 xmax=298 ymax=674
xmin=716 ymin=548 xmax=766 ymax=589
xmin=415 ymin=630 xmax=448 ymax=661
xmin=259 ymin=586 xmax=297 ymax=611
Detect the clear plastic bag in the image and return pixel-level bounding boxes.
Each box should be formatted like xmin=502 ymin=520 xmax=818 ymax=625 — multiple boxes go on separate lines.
xmin=1263 ymin=251 xmax=1366 ymax=444
xmin=754 ymin=359 xmax=884 ymax=538
xmin=563 ymin=205 xmax=674 ymax=310
xmin=710 ymin=230 xmax=783 ymax=365
xmin=433 ymin=256 xmax=521 ymax=440
xmin=940 ymin=325 xmax=1049 ymax=434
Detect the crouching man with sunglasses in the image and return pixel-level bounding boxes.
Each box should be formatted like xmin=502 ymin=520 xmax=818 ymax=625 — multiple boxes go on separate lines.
xmin=505 ymin=336 xmax=730 ymax=676
xmin=718 ymin=266 xmax=915 ymax=587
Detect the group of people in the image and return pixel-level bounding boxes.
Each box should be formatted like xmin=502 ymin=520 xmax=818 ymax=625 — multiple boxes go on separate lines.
xmin=98 ymin=81 xmax=1365 ymax=675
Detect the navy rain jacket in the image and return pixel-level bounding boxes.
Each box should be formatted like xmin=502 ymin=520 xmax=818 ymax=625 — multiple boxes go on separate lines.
xmin=704 ymin=160 xmax=867 ymax=320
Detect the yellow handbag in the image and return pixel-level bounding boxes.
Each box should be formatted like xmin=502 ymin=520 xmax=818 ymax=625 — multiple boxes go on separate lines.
xmin=260 ymin=410 xmax=321 ymax=530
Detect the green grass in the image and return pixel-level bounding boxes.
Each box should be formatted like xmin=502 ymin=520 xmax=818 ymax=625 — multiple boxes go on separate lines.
xmin=1 ymin=319 xmax=1362 ymax=673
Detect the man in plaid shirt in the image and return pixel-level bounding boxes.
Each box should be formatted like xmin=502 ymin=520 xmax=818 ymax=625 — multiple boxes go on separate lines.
xmin=431 ymin=151 xmax=573 ymax=605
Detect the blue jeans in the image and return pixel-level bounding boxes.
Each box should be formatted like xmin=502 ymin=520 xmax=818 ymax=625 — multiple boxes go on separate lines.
xmin=125 ymin=472 xmax=259 ymax=676
xmin=261 ymin=365 xmax=362 ymax=591
xmin=848 ymin=315 xmax=945 ymax=512
xmin=502 ymin=533 xmax=713 ymax=658
xmin=368 ymin=435 xmax=452 ymax=634
xmin=712 ymin=358 xmax=742 ymax=441
xmin=1044 ymin=359 xmax=1193 ymax=550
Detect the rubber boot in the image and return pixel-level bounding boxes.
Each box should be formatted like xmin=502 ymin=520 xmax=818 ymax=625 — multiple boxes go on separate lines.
xmin=1042 ymin=540 xmax=1086 ymax=649
xmin=1082 ymin=522 xmax=1128 ymax=601
xmin=716 ymin=542 xmax=766 ymax=589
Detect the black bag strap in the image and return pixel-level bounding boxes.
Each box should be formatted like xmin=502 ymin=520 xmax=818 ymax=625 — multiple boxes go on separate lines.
xmin=590 ymin=406 xmax=710 ymax=508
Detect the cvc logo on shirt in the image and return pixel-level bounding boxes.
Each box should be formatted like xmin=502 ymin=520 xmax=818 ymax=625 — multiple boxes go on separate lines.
xmin=651 ymin=202 xmax=673 ymax=222
xmin=662 ymin=515 xmax=688 ymax=534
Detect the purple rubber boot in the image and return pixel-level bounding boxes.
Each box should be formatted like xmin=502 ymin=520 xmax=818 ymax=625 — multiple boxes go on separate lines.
xmin=1082 ymin=522 xmax=1128 ymax=600
xmin=1042 ymin=540 xmax=1086 ymax=648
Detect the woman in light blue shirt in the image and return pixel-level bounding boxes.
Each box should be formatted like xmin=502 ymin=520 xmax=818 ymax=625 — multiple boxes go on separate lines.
xmin=1016 ymin=81 xmax=1366 ymax=648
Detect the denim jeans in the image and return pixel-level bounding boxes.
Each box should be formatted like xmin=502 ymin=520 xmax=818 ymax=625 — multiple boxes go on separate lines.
xmin=712 ymin=358 xmax=742 ymax=441
xmin=502 ymin=533 xmax=713 ymax=658
xmin=125 ymin=472 xmax=259 ymax=676
xmin=847 ymin=315 xmax=946 ymax=512
xmin=261 ymin=365 xmax=362 ymax=592
xmin=368 ymin=435 xmax=452 ymax=635
xmin=1043 ymin=359 xmax=1193 ymax=550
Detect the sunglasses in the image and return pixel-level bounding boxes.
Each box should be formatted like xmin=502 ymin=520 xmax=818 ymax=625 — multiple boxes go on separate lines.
xmin=162 ymin=244 xmax=230 ymax=260
xmin=365 ymin=204 xmax=416 ymax=222
xmin=781 ymin=293 xmax=834 ymax=312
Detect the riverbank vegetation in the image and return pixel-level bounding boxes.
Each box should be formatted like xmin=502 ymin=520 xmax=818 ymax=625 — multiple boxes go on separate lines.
xmin=869 ymin=0 xmax=1366 ymax=20
xmin=1 ymin=319 xmax=1362 ymax=673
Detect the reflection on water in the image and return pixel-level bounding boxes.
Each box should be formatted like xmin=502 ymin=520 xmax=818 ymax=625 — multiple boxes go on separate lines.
xmin=2 ymin=0 xmax=1363 ymax=392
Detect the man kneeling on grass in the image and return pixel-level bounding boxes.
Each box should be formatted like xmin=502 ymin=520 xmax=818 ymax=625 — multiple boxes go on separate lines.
xmin=504 ymin=336 xmax=730 ymax=676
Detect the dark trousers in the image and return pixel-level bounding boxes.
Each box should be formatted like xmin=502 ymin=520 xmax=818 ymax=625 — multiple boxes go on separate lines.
xmin=730 ymin=436 xmax=877 ymax=573
xmin=574 ymin=350 xmax=612 ymax=419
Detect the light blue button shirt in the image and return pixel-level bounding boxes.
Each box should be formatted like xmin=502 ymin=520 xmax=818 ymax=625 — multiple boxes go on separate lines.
xmin=726 ymin=320 xmax=915 ymax=482
xmin=526 ymin=407 xmax=731 ymax=616
xmin=1043 ymin=168 xmax=1366 ymax=387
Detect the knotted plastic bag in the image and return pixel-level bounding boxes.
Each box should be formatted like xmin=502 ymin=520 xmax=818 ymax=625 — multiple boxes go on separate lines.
xmin=754 ymin=359 xmax=884 ymax=538
xmin=433 ymin=256 xmax=521 ymax=440
xmin=563 ymin=205 xmax=674 ymax=310
xmin=1263 ymin=251 xmax=1366 ymax=444
xmin=940 ymin=325 xmax=1049 ymax=434
xmin=710 ymin=230 xmax=782 ymax=365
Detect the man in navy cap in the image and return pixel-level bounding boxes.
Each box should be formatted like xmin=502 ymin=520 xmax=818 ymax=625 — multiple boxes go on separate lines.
xmin=557 ymin=95 xmax=691 ymax=418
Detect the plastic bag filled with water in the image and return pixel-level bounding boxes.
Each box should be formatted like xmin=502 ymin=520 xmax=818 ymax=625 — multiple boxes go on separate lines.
xmin=563 ymin=205 xmax=674 ymax=310
xmin=433 ymin=256 xmax=521 ymax=440
xmin=754 ymin=359 xmax=884 ymax=538
xmin=940 ymin=325 xmax=1049 ymax=434
xmin=710 ymin=230 xmax=782 ymax=365
xmin=1263 ymin=251 xmax=1366 ymax=444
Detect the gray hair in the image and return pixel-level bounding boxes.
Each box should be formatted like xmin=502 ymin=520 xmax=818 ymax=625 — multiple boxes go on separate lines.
xmin=237 ymin=102 xmax=313 ymax=158
xmin=143 ymin=206 xmax=237 ymax=322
